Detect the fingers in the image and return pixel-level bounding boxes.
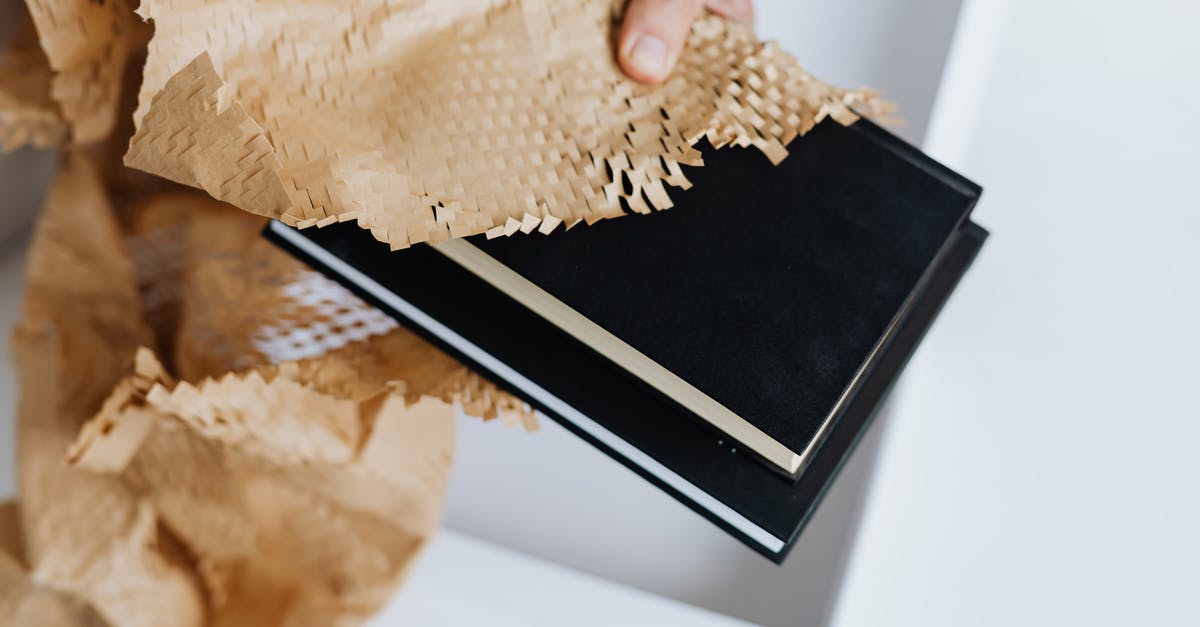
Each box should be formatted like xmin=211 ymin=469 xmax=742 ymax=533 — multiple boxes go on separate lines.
xmin=618 ymin=0 xmax=705 ymax=84
xmin=704 ymin=0 xmax=754 ymax=24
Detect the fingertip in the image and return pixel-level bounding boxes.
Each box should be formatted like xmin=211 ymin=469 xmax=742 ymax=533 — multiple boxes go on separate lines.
xmin=618 ymin=0 xmax=704 ymax=83
xmin=619 ymin=33 xmax=671 ymax=83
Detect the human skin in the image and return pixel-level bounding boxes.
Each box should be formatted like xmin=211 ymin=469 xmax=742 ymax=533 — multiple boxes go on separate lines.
xmin=617 ymin=0 xmax=754 ymax=83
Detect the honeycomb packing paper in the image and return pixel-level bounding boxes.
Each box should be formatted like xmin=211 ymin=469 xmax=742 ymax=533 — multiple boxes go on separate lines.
xmin=123 ymin=0 xmax=889 ymax=249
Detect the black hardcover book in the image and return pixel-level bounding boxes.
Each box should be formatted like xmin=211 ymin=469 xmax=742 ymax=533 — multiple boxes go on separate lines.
xmin=265 ymin=118 xmax=987 ymax=562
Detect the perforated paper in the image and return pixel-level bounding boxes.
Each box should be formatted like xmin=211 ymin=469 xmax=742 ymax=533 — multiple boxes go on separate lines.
xmin=124 ymin=0 xmax=890 ymax=249
xmin=0 ymin=0 xmax=144 ymax=147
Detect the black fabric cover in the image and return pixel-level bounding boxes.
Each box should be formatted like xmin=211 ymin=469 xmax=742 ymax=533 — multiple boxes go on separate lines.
xmin=474 ymin=119 xmax=977 ymax=456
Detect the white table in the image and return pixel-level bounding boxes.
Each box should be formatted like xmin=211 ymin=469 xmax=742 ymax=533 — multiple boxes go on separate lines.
xmin=372 ymin=530 xmax=750 ymax=627
xmin=833 ymin=2 xmax=1200 ymax=626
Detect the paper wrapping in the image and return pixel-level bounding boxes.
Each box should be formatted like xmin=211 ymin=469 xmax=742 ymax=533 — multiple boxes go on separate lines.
xmin=11 ymin=154 xmax=208 ymax=627
xmin=123 ymin=0 xmax=890 ymax=249
xmin=3 ymin=150 xmax=533 ymax=627
xmin=16 ymin=0 xmax=143 ymax=145
xmin=0 ymin=21 xmax=66 ymax=149
xmin=1 ymin=502 xmax=111 ymax=627
xmin=0 ymin=0 xmax=145 ymax=149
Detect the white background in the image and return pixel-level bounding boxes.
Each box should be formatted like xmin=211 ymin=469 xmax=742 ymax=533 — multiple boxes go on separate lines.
xmin=835 ymin=1 xmax=1200 ymax=625
xmin=4 ymin=1 xmax=1199 ymax=626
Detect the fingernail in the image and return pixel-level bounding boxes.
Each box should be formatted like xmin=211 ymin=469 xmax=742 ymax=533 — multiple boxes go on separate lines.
xmin=625 ymin=34 xmax=669 ymax=79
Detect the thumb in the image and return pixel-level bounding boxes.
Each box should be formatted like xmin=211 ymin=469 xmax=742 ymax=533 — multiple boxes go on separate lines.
xmin=618 ymin=0 xmax=705 ymax=84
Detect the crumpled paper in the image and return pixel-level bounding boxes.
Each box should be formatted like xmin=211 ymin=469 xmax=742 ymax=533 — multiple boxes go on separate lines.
xmin=0 ymin=0 xmax=143 ymax=147
xmin=1 ymin=502 xmax=110 ymax=627
xmin=0 ymin=21 xmax=66 ymax=150
xmin=2 ymin=150 xmax=532 ymax=627
xmin=123 ymin=0 xmax=891 ymax=249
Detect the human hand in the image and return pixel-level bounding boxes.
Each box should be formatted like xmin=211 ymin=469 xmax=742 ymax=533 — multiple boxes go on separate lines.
xmin=618 ymin=0 xmax=754 ymax=84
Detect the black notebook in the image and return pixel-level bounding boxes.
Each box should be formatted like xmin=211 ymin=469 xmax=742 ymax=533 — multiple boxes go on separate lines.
xmin=266 ymin=118 xmax=987 ymax=561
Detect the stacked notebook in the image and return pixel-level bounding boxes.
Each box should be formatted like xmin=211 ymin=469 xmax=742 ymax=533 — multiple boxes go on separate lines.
xmin=267 ymin=118 xmax=987 ymax=562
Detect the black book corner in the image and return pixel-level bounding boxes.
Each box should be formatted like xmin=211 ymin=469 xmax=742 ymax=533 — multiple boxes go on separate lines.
xmin=265 ymin=118 xmax=988 ymax=563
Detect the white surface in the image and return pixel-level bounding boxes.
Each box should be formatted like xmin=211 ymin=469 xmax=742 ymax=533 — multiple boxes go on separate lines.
xmin=834 ymin=2 xmax=1200 ymax=626
xmin=444 ymin=406 xmax=888 ymax=627
xmin=371 ymin=529 xmax=751 ymax=627
xmin=0 ymin=1 xmax=58 ymax=247
xmin=756 ymin=0 xmax=963 ymax=145
xmin=0 ymin=242 xmax=26 ymax=499
xmin=0 ymin=150 xmax=55 ymax=249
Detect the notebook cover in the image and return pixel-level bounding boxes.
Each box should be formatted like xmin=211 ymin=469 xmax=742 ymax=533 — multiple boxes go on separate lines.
xmin=462 ymin=119 xmax=976 ymax=468
xmin=264 ymin=119 xmax=987 ymax=561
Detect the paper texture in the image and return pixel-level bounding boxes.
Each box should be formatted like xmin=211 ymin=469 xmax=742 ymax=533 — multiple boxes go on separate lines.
xmin=1 ymin=504 xmax=112 ymax=627
xmin=123 ymin=0 xmax=890 ymax=249
xmin=0 ymin=0 xmax=144 ymax=148
xmin=0 ymin=21 xmax=66 ymax=149
xmin=4 ymin=150 xmax=532 ymax=627
xmin=22 ymin=0 xmax=143 ymax=144
xmin=12 ymin=154 xmax=208 ymax=627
